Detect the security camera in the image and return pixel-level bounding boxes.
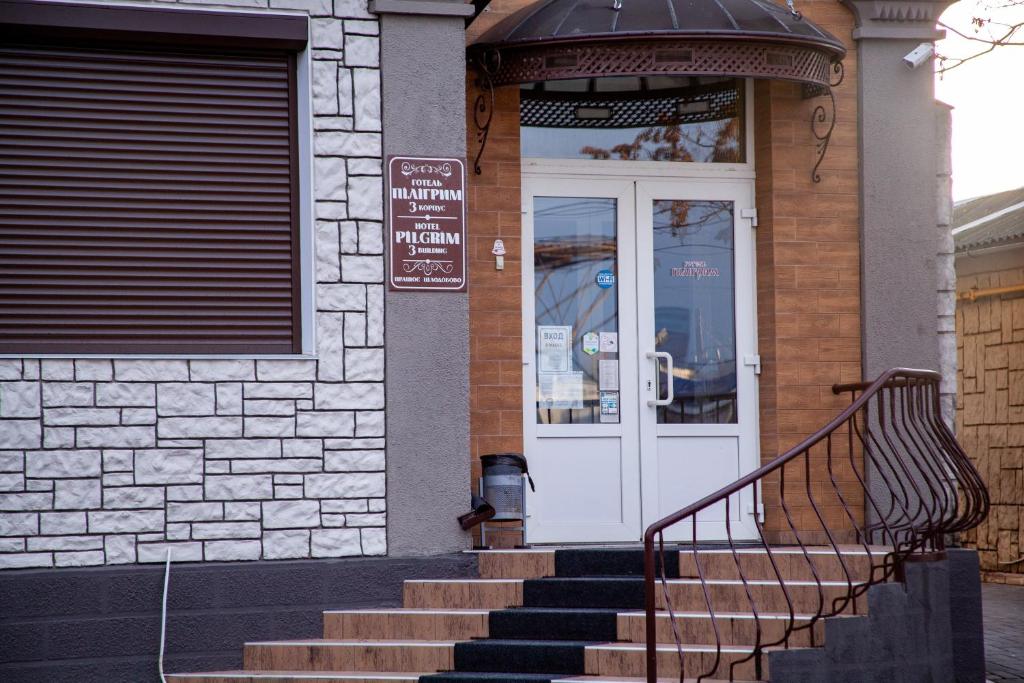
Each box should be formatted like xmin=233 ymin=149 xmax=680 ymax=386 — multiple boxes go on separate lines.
xmin=903 ymin=43 xmax=935 ymax=69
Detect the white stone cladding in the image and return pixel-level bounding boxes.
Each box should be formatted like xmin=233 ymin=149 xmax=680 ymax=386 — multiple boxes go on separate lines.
xmin=0 ymin=0 xmax=385 ymax=569
xmin=935 ymin=103 xmax=957 ymax=428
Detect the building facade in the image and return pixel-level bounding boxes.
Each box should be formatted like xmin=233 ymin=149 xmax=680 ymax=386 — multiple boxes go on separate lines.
xmin=0 ymin=0 xmax=392 ymax=568
xmin=0 ymin=0 xmax=971 ymax=679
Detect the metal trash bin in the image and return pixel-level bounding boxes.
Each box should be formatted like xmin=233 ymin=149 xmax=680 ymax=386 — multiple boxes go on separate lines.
xmin=478 ymin=453 xmax=534 ymax=548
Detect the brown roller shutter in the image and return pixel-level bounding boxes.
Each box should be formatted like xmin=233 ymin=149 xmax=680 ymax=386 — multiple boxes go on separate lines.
xmin=0 ymin=42 xmax=301 ymax=354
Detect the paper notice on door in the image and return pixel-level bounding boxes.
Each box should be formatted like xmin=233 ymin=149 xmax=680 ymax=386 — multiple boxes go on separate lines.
xmin=537 ymin=325 xmax=572 ymax=373
xmin=599 ymin=359 xmax=619 ymax=391
xmin=599 ymin=391 xmax=619 ymax=423
xmin=599 ymin=332 xmax=618 ymax=353
xmin=538 ymin=371 xmax=584 ymax=409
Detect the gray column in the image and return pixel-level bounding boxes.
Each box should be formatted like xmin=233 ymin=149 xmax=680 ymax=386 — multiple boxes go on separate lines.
xmin=841 ymin=0 xmax=953 ymax=379
xmin=375 ymin=0 xmax=475 ymax=556
xmin=840 ymin=0 xmax=956 ymax=528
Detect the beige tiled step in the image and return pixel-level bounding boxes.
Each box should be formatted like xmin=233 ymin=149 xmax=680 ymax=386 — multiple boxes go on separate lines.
xmin=473 ymin=546 xmax=889 ymax=583
xmin=166 ymin=673 xmax=420 ymax=683
xmin=243 ymin=641 xmax=453 ymax=673
xmin=403 ymin=577 xmax=863 ymax=615
xmin=618 ymin=610 xmax=823 ymax=647
xmin=168 ymin=672 xmax=755 ymax=683
xmin=238 ymin=638 xmax=769 ymax=680
xmin=586 ymin=642 xmax=767 ymax=681
xmin=321 ymin=607 xmax=822 ymax=647
xmin=476 ymin=549 xmax=555 ymax=579
xmin=403 ymin=579 xmax=523 ymax=609
xmin=657 ymin=578 xmax=865 ymax=614
xmin=323 ymin=609 xmax=490 ymax=641
xmin=676 ymin=548 xmax=883 ymax=583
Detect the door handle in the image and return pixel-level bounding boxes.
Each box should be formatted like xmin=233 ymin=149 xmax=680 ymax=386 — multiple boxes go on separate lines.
xmin=646 ymin=351 xmax=674 ymax=407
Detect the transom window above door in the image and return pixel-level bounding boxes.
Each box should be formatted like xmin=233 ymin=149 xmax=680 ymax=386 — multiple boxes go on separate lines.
xmin=520 ymin=76 xmax=745 ymax=163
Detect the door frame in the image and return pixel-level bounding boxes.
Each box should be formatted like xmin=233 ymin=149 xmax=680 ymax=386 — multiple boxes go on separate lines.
xmin=519 ymin=79 xmax=760 ymax=543
xmin=634 ymin=178 xmax=760 ymax=541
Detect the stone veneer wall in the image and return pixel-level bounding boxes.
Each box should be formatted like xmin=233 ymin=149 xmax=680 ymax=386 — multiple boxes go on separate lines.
xmin=956 ymin=246 xmax=1024 ymax=578
xmin=0 ymin=0 xmax=386 ymax=570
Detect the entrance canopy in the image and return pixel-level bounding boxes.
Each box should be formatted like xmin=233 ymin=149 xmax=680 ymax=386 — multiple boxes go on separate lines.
xmin=469 ymin=0 xmax=845 ymax=89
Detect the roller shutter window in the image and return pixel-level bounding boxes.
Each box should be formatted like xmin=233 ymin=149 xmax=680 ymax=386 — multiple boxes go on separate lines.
xmin=0 ymin=43 xmax=302 ymax=354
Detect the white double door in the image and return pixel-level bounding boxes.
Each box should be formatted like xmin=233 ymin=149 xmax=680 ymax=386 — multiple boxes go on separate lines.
xmin=522 ymin=175 xmax=760 ymax=543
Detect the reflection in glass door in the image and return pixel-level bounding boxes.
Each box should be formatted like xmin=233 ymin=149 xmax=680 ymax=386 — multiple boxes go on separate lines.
xmin=651 ymin=200 xmax=737 ymax=425
xmin=533 ymin=197 xmax=619 ymax=425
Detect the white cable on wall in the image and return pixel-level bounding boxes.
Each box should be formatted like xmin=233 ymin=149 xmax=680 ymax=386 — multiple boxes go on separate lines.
xmin=159 ymin=549 xmax=172 ymax=683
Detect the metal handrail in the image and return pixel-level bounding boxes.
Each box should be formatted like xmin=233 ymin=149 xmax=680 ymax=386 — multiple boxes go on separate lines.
xmin=642 ymin=368 xmax=990 ymax=682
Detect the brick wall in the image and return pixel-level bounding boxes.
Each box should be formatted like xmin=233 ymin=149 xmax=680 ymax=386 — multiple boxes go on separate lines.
xmin=956 ymin=254 xmax=1024 ymax=577
xmin=464 ymin=0 xmax=526 ymax=549
xmin=752 ymin=0 xmax=864 ymax=539
xmin=0 ymin=0 xmax=386 ymax=569
xmin=464 ymin=74 xmax=524 ymax=547
xmin=466 ymin=4 xmax=525 ymax=481
xmin=465 ymin=82 xmax=524 ymax=462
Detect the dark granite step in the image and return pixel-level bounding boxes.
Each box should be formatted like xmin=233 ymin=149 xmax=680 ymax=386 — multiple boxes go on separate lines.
xmin=488 ymin=608 xmax=619 ymax=641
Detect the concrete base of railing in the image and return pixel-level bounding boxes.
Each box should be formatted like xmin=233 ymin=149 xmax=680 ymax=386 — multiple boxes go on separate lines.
xmin=769 ymin=548 xmax=985 ymax=682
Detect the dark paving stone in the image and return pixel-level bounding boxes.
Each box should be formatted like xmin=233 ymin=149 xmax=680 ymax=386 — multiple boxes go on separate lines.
xmin=453 ymin=640 xmax=589 ymax=675
xmin=554 ymin=547 xmax=678 ymax=577
xmin=983 ymin=582 xmax=1024 ymax=681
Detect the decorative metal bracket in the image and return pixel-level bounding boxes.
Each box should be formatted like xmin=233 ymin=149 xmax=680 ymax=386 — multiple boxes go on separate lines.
xmin=803 ymin=61 xmax=844 ymax=184
xmin=471 ymin=49 xmax=499 ymax=175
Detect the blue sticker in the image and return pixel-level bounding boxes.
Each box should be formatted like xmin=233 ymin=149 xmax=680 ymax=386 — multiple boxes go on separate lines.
xmin=596 ymin=269 xmax=615 ymax=289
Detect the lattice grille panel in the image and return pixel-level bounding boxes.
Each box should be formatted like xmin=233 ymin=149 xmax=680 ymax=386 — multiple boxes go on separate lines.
xmin=520 ymin=82 xmax=739 ymax=129
xmin=481 ymin=40 xmax=835 ymax=89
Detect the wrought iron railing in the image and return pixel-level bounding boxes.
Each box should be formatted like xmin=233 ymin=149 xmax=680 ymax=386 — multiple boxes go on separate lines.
xmin=642 ymin=368 xmax=989 ymax=682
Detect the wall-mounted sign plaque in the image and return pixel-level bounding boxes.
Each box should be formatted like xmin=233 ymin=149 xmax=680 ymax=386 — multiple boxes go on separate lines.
xmin=387 ymin=156 xmax=467 ymax=292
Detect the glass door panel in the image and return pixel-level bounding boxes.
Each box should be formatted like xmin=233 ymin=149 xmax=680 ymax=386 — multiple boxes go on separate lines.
xmin=533 ymin=197 xmax=620 ymax=425
xmin=651 ymin=200 xmax=737 ymax=424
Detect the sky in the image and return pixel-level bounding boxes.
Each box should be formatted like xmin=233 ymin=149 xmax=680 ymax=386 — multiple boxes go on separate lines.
xmin=934 ymin=1 xmax=1024 ymax=201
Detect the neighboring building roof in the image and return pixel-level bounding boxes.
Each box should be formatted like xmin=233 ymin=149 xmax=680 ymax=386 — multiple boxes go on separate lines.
xmin=953 ymin=186 xmax=1024 ymax=253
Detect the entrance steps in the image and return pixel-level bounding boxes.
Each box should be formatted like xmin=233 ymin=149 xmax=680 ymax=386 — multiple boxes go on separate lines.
xmin=169 ymin=546 xmax=880 ymax=683
xmin=169 ymin=674 xmax=737 ymax=683
xmin=404 ymin=576 xmax=863 ymax=613
xmin=323 ymin=607 xmax=821 ymax=647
